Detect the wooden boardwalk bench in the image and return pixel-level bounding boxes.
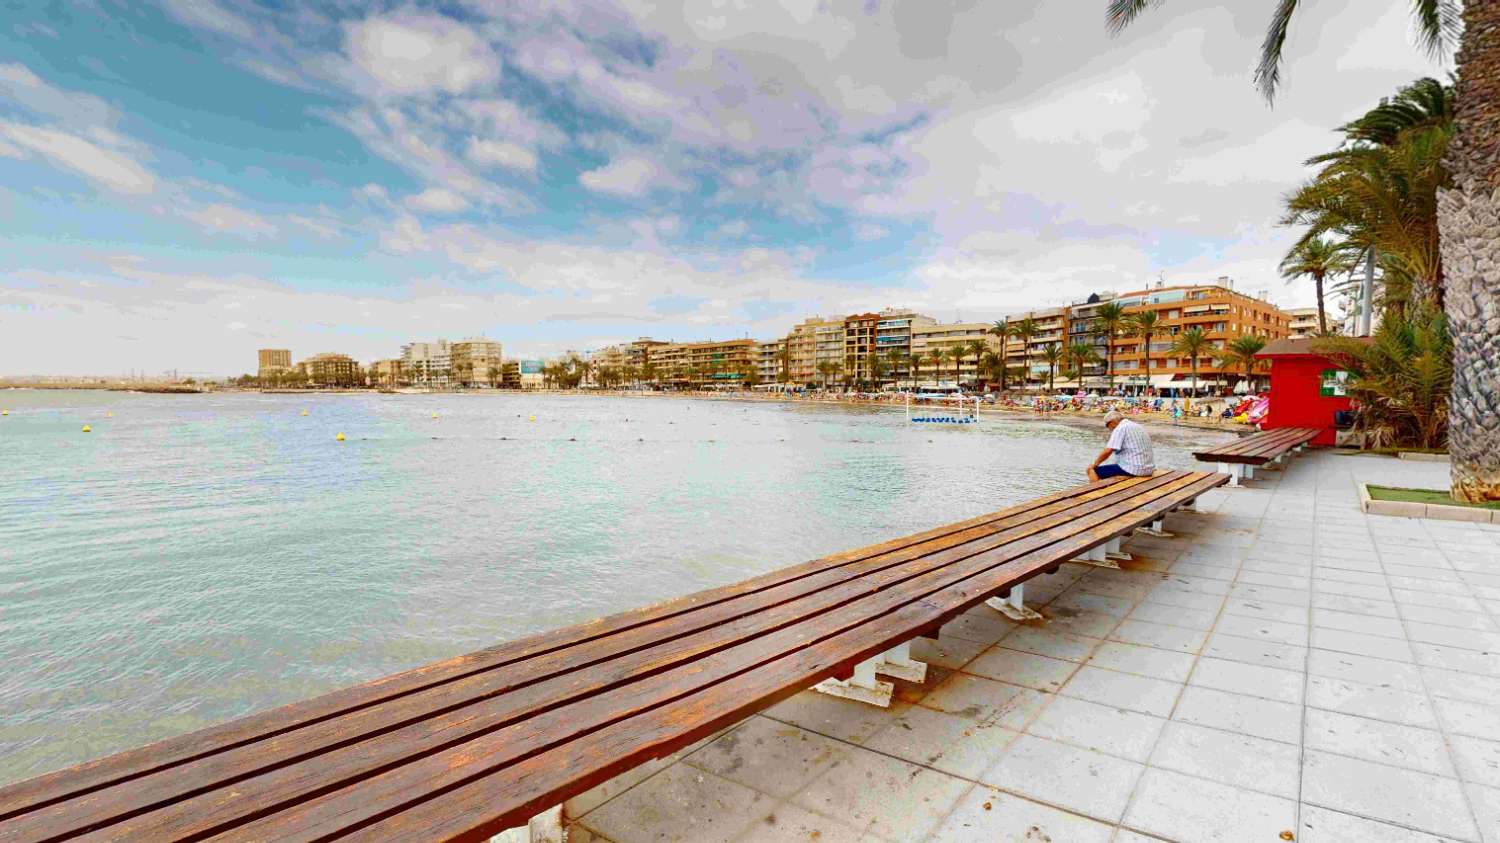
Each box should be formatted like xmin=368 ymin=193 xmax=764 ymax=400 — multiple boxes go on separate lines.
xmin=1192 ymin=426 xmax=1320 ymax=486
xmin=0 ymin=470 xmax=1226 ymax=843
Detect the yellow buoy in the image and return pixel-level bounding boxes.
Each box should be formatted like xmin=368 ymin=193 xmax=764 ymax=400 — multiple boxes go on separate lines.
xmin=336 ymin=432 xmax=346 ymax=441
xmin=106 ymin=411 xmax=113 ymax=418
xmin=431 ymin=411 xmax=439 ymax=419
xmin=1 ymin=409 xmax=8 ymax=416
xmin=528 ymin=415 xmax=536 ymax=422
xmin=82 ymin=424 xmax=91 ymax=433
xmin=301 ymin=409 xmax=309 ymax=417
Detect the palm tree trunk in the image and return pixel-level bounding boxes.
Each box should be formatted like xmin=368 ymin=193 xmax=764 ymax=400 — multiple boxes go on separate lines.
xmin=1314 ymin=273 xmax=1328 ymax=335
xmin=1441 ymin=0 xmax=1500 ymax=501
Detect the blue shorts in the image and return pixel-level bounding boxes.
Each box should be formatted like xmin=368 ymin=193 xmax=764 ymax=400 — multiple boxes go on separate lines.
xmin=1094 ymin=463 xmax=1139 ymax=479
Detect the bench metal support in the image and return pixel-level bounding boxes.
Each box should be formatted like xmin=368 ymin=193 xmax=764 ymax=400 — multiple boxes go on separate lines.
xmin=1104 ymin=536 xmax=1133 ymax=562
xmin=874 ymin=640 xmax=928 ymax=684
xmin=1073 ymin=543 xmax=1120 ymax=569
xmin=1178 ymin=497 xmax=1197 ymax=511
xmin=1216 ymin=462 xmax=1245 ymax=487
xmin=491 ymin=805 xmax=565 ymax=843
xmin=814 ymin=655 xmax=894 ymax=707
xmin=987 ymin=584 xmax=1043 ymax=621
xmin=1137 ymin=517 xmax=1174 ymax=538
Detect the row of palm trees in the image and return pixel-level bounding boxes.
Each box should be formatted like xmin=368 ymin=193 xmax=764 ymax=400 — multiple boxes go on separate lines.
xmin=1104 ymin=2 xmax=1495 ymax=500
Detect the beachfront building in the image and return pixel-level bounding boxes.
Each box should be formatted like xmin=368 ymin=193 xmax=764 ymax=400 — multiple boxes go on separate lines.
xmin=257 ymin=348 xmax=292 ymax=381
xmin=1065 ymin=293 xmax=1117 ymax=388
xmin=756 ymin=340 xmax=783 ymax=386
xmin=1286 ymin=307 xmax=1321 ymax=338
xmin=684 ymin=339 xmax=757 ymax=389
xmin=450 ymin=338 xmax=503 ymax=388
xmin=299 ymin=353 xmax=361 ymax=387
xmin=366 ymin=359 xmax=404 ymax=387
xmin=910 ymin=322 xmax=998 ymax=387
xmin=500 ymin=359 xmax=545 ymax=390
xmin=873 ymin=308 xmax=936 ymax=387
xmin=842 ymin=312 xmax=880 ymax=385
xmin=1107 ymin=280 xmax=1293 ymax=394
xmin=781 ymin=316 xmax=845 ymax=386
xmin=401 ymin=340 xmax=452 ymax=388
xmin=1000 ymin=307 xmax=1067 ymax=389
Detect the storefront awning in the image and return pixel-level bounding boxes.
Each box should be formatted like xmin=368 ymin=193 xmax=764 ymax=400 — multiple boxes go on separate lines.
xmin=1149 ymin=374 xmax=1178 ymax=387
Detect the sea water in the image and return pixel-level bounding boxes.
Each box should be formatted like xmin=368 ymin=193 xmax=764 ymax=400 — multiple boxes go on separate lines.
xmin=0 ymin=390 xmax=1231 ymax=783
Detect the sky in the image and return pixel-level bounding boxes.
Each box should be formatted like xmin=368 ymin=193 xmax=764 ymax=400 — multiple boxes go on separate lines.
xmin=0 ymin=0 xmax=1449 ymax=376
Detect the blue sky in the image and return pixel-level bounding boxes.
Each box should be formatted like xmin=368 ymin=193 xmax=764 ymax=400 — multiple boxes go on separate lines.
xmin=0 ymin=1 xmax=1446 ymax=375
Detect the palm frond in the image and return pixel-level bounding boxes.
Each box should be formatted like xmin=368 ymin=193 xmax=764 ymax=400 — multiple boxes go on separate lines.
xmin=1105 ymin=0 xmax=1160 ymax=36
xmin=1411 ymin=0 xmax=1463 ymax=59
xmin=1253 ymin=0 xmax=1302 ymax=103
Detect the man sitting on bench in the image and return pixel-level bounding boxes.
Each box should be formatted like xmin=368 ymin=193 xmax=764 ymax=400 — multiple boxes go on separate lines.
xmin=1088 ymin=410 xmax=1156 ymax=481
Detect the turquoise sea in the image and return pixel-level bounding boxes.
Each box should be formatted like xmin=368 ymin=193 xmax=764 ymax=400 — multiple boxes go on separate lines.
xmin=0 ymin=389 xmax=1231 ymax=784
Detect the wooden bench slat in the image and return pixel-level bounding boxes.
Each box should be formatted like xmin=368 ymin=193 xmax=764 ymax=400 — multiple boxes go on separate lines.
xmin=0 ymin=476 xmax=1142 ymax=821
xmin=19 ymin=474 xmax=1199 ymax=842
xmin=225 ymin=474 xmax=1227 ymax=843
xmin=1193 ymin=427 xmax=1319 ymax=465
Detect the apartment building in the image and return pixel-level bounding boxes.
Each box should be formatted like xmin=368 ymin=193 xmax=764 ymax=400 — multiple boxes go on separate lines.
xmin=782 ymin=316 xmax=844 ymax=385
xmin=756 ymin=340 xmax=783 ymax=385
xmin=999 ymin=307 xmax=1067 ymax=386
xmin=1106 ymin=280 xmax=1292 ymax=392
xmin=401 ymin=340 xmax=452 ymax=388
xmin=873 ymin=308 xmax=936 ymax=384
xmin=842 ymin=313 xmax=880 ymax=383
xmin=450 ymin=338 xmax=503 ymax=387
xmin=257 ymin=348 xmax=291 ymax=380
xmin=910 ymin=322 xmax=998 ymax=386
xmin=366 ymin=359 xmax=404 ymax=387
xmin=300 ymin=353 xmax=361 ymax=387
xmin=1286 ymin=307 xmax=1321 ymax=339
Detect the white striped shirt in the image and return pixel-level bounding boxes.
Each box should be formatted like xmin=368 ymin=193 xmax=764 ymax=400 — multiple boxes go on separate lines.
xmin=1106 ymin=419 xmax=1156 ymax=476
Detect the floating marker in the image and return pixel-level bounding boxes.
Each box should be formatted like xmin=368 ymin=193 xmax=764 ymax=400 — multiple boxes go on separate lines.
xmin=1 ymin=409 xmax=8 ymax=416
xmin=432 ymin=411 xmax=439 ymax=419
xmin=106 ymin=411 xmax=113 ymax=418
xmin=528 ymin=415 xmax=535 ymax=422
xmin=301 ymin=409 xmax=309 ymax=417
xmin=82 ymin=424 xmax=91 ymax=433
xmin=336 ymin=432 xmax=346 ymax=441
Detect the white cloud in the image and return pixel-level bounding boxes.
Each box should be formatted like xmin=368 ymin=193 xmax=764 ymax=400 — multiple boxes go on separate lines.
xmin=0 ymin=63 xmax=117 ymax=126
xmin=854 ymin=223 xmax=888 ymax=241
xmin=579 ymin=154 xmax=688 ymax=197
xmin=160 ymin=0 xmax=256 ymax=40
xmin=466 ymin=137 xmax=539 ymax=173
xmin=183 ymin=203 xmax=279 ymax=238
xmin=716 ymin=220 xmax=749 ymax=237
xmin=344 ymin=14 xmax=500 ymax=96
xmin=0 ymin=122 xmax=155 ymax=194
xmin=1170 ymin=120 xmax=1331 ymax=186
xmin=405 ymin=187 xmax=470 ymax=214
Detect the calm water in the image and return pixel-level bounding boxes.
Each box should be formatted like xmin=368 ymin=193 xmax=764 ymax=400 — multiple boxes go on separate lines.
xmin=0 ymin=390 xmax=1231 ymax=784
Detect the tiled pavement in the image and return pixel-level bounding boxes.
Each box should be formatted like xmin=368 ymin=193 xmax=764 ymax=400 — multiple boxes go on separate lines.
xmin=562 ymin=452 xmax=1500 ymax=842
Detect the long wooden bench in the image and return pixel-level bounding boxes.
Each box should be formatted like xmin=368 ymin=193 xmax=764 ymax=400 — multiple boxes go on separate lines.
xmin=1192 ymin=426 xmax=1320 ymax=486
xmin=0 ymin=470 xmax=1225 ymax=843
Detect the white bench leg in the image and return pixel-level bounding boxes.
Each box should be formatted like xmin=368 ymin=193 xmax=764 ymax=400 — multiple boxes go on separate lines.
xmin=1178 ymin=497 xmax=1198 ymax=512
xmin=1218 ymin=463 xmax=1243 ymax=487
xmin=815 ymin=655 xmax=894 ymax=707
xmin=1245 ymin=465 xmax=1256 ymax=479
xmin=1105 ymin=536 xmax=1134 ymax=562
xmin=1137 ymin=517 xmax=1175 ymax=538
xmin=875 ymin=640 xmax=928 ymax=683
xmin=491 ymin=805 xmax=565 ymax=843
xmin=987 ymin=583 xmax=1043 ymax=621
xmin=1074 ymin=542 xmax=1120 ymax=569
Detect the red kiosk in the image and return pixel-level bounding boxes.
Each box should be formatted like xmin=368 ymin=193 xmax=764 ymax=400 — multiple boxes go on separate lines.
xmin=1254 ymin=337 xmax=1360 ymax=446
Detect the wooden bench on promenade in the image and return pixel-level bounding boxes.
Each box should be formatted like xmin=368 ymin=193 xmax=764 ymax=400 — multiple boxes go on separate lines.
xmin=1192 ymin=426 xmax=1321 ymax=486
xmin=0 ymin=470 xmax=1226 ymax=843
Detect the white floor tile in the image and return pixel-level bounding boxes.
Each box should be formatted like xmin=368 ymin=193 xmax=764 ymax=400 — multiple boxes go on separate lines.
xmin=1302 ymin=750 xmax=1479 ymax=841
xmin=1122 ymin=768 xmax=1296 ymax=843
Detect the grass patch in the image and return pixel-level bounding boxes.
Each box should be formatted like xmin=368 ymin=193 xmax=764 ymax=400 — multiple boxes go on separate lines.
xmin=1367 ymin=485 xmax=1500 ymax=510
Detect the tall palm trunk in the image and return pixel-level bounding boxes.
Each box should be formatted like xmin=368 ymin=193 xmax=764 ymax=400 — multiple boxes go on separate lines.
xmin=1314 ymin=272 xmax=1328 ymax=335
xmin=1441 ymin=0 xmax=1500 ymax=502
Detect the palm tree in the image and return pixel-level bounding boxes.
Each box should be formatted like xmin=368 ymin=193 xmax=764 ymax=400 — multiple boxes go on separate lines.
xmin=1172 ymin=327 xmax=1211 ymax=397
xmin=1105 ymin=1 xmax=1497 ymax=501
xmin=963 ymin=339 xmax=989 ymax=387
xmin=989 ymin=320 xmax=1014 ymax=392
xmin=1066 ymin=343 xmax=1100 ymax=385
xmin=1127 ymin=310 xmax=1161 ymax=392
xmin=776 ymin=344 xmax=792 ymax=385
xmin=1041 ymin=342 xmax=1064 ymax=391
xmin=868 ymin=352 xmax=891 ymax=390
xmin=1093 ymin=301 xmax=1128 ymax=392
xmin=1011 ymin=316 xmax=1039 ymax=390
xmin=923 ymin=349 xmax=945 ymax=387
xmin=1279 ymin=236 xmax=1355 ymax=335
xmin=1218 ymin=335 xmax=1269 ymax=393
